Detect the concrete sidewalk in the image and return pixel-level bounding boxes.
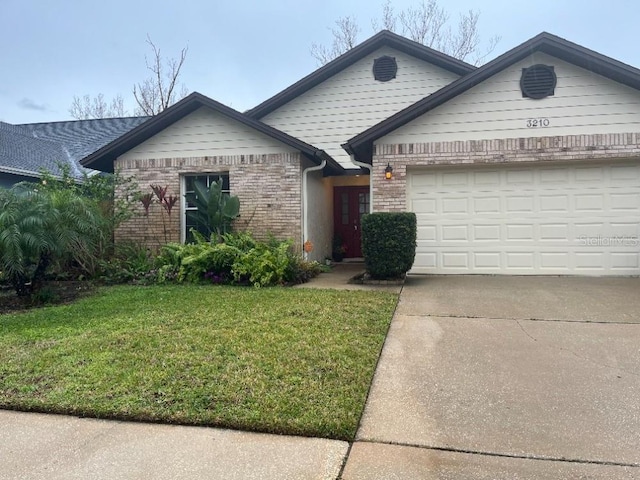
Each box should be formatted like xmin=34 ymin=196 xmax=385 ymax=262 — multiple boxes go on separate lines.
xmin=0 ymin=410 xmax=348 ymax=480
xmin=296 ymin=262 xmax=402 ymax=293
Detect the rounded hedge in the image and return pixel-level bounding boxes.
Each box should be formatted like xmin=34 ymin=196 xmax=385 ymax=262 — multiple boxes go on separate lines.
xmin=361 ymin=212 xmax=417 ymax=279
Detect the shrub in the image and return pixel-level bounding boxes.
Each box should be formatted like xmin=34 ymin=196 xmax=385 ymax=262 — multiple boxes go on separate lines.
xmin=149 ymin=232 xmax=320 ymax=287
xmin=155 ymin=236 xmax=242 ymax=284
xmin=0 ymin=184 xmax=105 ymax=296
xmin=97 ymin=242 xmax=155 ymax=284
xmin=361 ymin=212 xmax=417 ymax=279
xmin=232 ymin=240 xmax=292 ymax=287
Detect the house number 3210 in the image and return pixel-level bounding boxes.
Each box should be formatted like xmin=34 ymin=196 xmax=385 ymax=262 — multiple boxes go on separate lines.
xmin=526 ymin=118 xmax=550 ymax=128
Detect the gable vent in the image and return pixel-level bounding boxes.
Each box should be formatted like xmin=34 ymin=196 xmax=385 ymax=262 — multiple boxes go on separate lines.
xmin=373 ymin=56 xmax=397 ymax=82
xmin=521 ymin=64 xmax=556 ymax=99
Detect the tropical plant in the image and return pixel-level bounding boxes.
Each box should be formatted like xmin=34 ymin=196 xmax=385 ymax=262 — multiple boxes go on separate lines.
xmin=185 ymin=180 xmax=240 ymax=241
xmin=149 ymin=184 xmax=179 ymax=244
xmin=39 ymin=164 xmax=139 ymax=260
xmin=0 ymin=184 xmax=104 ymax=296
xmin=149 ymin=232 xmax=321 ymax=287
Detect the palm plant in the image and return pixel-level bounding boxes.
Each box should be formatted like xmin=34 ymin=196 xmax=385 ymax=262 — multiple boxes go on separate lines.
xmin=0 ymin=184 xmax=103 ymax=296
xmin=184 ymin=180 xmax=240 ymax=242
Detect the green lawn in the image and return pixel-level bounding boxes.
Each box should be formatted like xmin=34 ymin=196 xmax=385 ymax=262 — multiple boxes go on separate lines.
xmin=0 ymin=285 xmax=397 ymax=440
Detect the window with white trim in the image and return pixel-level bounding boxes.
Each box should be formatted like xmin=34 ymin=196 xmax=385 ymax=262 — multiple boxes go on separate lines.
xmin=182 ymin=173 xmax=230 ymax=242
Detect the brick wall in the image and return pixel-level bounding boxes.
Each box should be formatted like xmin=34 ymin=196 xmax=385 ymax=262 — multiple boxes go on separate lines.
xmin=373 ymin=132 xmax=640 ymax=211
xmin=115 ymin=153 xmax=303 ymax=250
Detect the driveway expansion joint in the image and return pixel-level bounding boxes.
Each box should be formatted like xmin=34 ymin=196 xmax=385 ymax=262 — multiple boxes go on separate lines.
xmin=356 ymin=439 xmax=640 ymax=469
xmin=405 ymin=313 xmax=640 ymax=325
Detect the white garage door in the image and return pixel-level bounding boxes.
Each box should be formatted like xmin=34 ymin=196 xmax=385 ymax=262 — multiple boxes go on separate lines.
xmin=408 ymin=162 xmax=640 ymax=275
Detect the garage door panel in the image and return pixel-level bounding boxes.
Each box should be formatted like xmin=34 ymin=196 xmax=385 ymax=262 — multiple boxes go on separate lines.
xmin=612 ymin=253 xmax=639 ymax=269
xmin=506 ymin=224 xmax=535 ymax=241
xmin=473 ymin=224 xmax=501 ymax=241
xmin=611 ymin=165 xmax=640 ymax=181
xmin=540 ymin=252 xmax=570 ymax=269
xmin=539 ymin=224 xmax=569 ymax=240
xmin=441 ymin=197 xmax=468 ymax=214
xmin=609 ymin=222 xmax=639 ymax=236
xmin=441 ymin=225 xmax=469 ymax=241
xmin=473 ymin=197 xmax=500 ymax=214
xmin=610 ymin=193 xmax=640 ymax=211
xmin=574 ymin=252 xmax=607 ymax=270
xmin=417 ymin=224 xmax=437 ymax=241
xmin=411 ymin=198 xmax=437 ymax=213
xmin=442 ymin=252 xmax=469 ymax=268
xmin=574 ymin=166 xmax=604 ymax=182
xmin=506 ymin=170 xmax=534 ymax=184
xmin=473 ymin=252 xmax=501 ymax=268
xmin=441 ymin=172 xmax=468 ymax=186
xmin=575 ymin=194 xmax=605 ymax=211
xmin=540 ymin=168 xmax=570 ymax=183
xmin=506 ymin=252 xmax=535 ymax=269
xmin=407 ymin=162 xmax=640 ymax=275
xmin=506 ymin=196 xmax=534 ymax=212
xmin=540 ymin=195 xmax=569 ymax=212
xmin=473 ymin=170 xmax=501 ymax=186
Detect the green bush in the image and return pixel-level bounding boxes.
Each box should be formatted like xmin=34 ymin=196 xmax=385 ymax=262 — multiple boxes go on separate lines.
xmin=149 ymin=232 xmax=320 ymax=287
xmin=156 ymin=236 xmax=241 ymax=283
xmin=0 ymin=183 xmax=105 ymax=296
xmin=361 ymin=212 xmax=417 ymax=279
xmin=98 ymin=242 xmax=155 ymax=285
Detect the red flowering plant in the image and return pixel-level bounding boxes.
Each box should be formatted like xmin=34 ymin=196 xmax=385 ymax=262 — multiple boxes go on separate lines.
xmin=140 ymin=185 xmax=179 ymax=245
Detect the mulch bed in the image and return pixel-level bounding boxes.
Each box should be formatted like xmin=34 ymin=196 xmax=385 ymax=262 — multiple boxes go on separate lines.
xmin=0 ymin=281 xmax=95 ymax=315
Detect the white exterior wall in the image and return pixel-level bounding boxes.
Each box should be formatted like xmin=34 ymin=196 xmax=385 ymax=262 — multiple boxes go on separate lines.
xmin=261 ymin=47 xmax=460 ymax=168
xmin=119 ymin=107 xmax=297 ymax=161
xmin=378 ymin=52 xmax=640 ymax=145
xmin=305 ymin=169 xmax=333 ymax=262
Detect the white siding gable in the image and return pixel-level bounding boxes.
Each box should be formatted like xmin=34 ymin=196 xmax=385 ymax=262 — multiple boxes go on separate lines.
xmin=377 ymin=52 xmax=640 ymax=145
xmin=119 ymin=106 xmax=297 ymax=161
xmin=260 ymin=47 xmax=460 ymax=168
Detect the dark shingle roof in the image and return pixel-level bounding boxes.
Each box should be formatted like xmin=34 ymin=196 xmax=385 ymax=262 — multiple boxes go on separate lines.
xmin=0 ymin=116 xmax=149 ymax=181
xmin=0 ymin=123 xmax=71 ymax=179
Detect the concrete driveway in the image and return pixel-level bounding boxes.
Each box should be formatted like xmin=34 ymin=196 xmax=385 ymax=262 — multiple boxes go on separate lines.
xmin=343 ymin=276 xmax=640 ymax=479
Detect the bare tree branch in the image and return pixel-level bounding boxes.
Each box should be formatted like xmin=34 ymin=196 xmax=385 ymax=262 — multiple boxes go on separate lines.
xmin=133 ymin=35 xmax=189 ymax=115
xmin=372 ymin=0 xmax=396 ymax=32
xmin=311 ymin=16 xmax=360 ymax=66
xmin=312 ymin=0 xmax=498 ymax=66
xmin=68 ymin=37 xmax=188 ymax=119
xmin=68 ymin=93 xmax=127 ymax=120
xmin=399 ymin=0 xmax=448 ymax=47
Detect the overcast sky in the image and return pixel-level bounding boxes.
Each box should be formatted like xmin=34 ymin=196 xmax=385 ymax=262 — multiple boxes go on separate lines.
xmin=2 ymin=0 xmax=639 ymax=124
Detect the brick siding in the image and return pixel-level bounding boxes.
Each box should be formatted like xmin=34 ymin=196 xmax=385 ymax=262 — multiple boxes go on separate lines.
xmin=373 ymin=133 xmax=640 ymax=211
xmin=115 ymin=153 xmax=303 ymax=250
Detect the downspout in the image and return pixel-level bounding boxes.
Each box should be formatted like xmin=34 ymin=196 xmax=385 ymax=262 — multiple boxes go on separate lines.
xmin=349 ymin=155 xmax=373 ymax=213
xmin=302 ymin=156 xmax=327 ymax=261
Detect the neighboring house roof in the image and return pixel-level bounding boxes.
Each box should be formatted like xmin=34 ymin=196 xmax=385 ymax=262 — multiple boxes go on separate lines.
xmin=0 ymin=117 xmax=149 ymax=181
xmin=19 ymin=117 xmax=150 ymax=167
xmin=81 ymin=92 xmax=344 ymax=174
xmin=245 ymin=29 xmax=476 ymax=119
xmin=343 ymin=32 xmax=640 ymax=161
xmin=0 ymin=122 xmax=73 ymax=179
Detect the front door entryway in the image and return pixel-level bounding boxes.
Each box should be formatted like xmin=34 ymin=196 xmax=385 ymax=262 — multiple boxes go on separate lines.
xmin=333 ymin=186 xmax=370 ymax=258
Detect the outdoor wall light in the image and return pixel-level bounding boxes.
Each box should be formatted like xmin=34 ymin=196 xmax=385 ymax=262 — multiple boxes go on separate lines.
xmin=385 ymin=163 xmax=393 ymax=180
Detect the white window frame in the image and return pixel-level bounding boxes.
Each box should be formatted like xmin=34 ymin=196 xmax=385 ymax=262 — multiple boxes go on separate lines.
xmin=180 ymin=173 xmax=230 ymax=243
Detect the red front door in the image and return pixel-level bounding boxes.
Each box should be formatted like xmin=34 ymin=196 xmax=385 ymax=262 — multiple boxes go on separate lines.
xmin=333 ymin=186 xmax=370 ymax=258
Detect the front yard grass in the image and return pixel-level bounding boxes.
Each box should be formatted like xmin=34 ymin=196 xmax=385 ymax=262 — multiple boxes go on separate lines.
xmin=0 ymin=285 xmax=397 ymax=440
